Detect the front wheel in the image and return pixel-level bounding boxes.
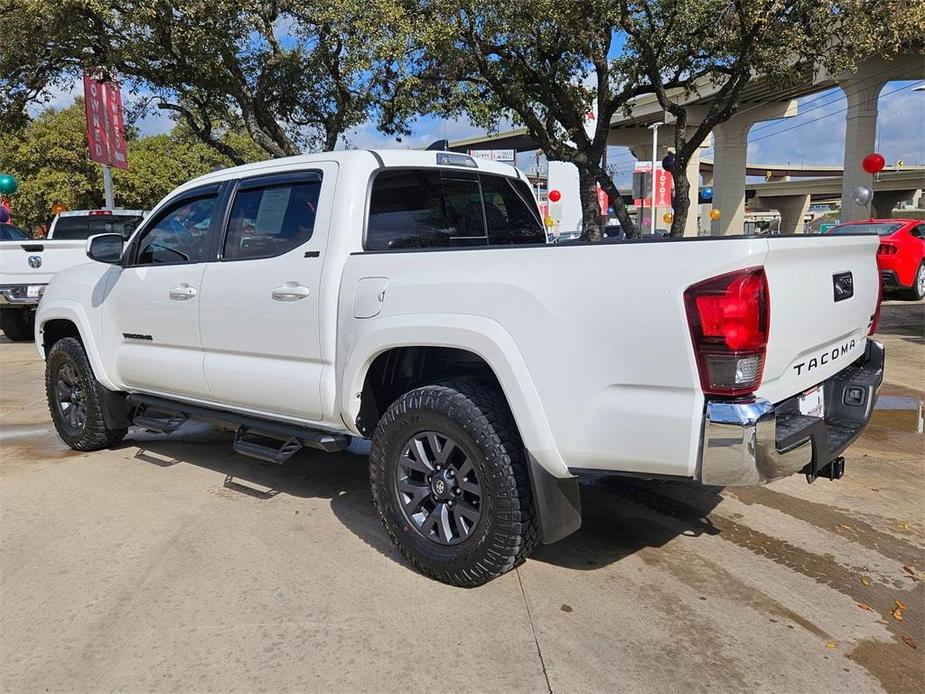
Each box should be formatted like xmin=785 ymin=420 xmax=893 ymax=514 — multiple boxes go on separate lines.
xmin=370 ymin=380 xmax=538 ymax=587
xmin=903 ymin=262 xmax=925 ymax=301
xmin=0 ymin=309 xmax=35 ymax=342
xmin=45 ymin=337 xmax=127 ymax=450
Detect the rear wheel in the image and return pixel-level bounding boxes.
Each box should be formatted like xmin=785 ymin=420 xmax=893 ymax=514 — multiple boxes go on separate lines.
xmin=903 ymin=262 xmax=925 ymax=301
xmin=370 ymin=380 xmax=538 ymax=587
xmin=0 ymin=309 xmax=35 ymax=342
xmin=45 ymin=337 xmax=127 ymax=450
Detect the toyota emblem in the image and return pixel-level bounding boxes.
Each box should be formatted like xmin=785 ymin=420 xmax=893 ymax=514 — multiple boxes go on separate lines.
xmin=28 ymin=255 xmax=42 ymax=269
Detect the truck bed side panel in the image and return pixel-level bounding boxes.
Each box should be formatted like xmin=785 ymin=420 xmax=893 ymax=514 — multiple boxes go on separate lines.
xmin=338 ymin=238 xmax=770 ymax=478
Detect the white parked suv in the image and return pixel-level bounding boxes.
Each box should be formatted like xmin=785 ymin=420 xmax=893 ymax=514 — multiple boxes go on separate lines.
xmin=36 ymin=150 xmax=884 ymax=586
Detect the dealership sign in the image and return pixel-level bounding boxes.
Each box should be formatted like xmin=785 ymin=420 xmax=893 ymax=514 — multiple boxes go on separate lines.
xmin=632 ymin=163 xmax=672 ymax=207
xmin=468 ymin=149 xmax=516 ymax=163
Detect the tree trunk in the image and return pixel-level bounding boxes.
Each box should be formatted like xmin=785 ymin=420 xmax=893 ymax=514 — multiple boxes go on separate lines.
xmin=670 ymin=158 xmax=691 ymax=237
xmin=594 ymin=169 xmax=638 ymax=239
xmin=577 ymin=166 xmax=603 ymax=242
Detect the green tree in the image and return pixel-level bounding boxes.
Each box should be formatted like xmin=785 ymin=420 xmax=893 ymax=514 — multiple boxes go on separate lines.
xmin=1 ymin=0 xmax=423 ymax=161
xmin=0 ymin=102 xmax=258 ymax=230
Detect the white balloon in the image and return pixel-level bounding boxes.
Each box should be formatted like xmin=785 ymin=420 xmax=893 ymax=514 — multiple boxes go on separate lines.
xmin=852 ymin=185 xmax=873 ymax=206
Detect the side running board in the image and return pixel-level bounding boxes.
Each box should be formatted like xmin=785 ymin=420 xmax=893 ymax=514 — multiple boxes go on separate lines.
xmin=133 ymin=403 xmax=188 ymax=434
xmin=127 ymin=394 xmax=349 ymax=462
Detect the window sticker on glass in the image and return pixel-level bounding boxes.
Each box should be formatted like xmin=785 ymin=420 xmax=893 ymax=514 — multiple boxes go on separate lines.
xmin=254 ymin=186 xmax=293 ymax=235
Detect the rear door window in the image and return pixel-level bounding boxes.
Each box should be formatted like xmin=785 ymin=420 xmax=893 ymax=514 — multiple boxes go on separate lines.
xmin=223 ymin=176 xmax=322 ymax=260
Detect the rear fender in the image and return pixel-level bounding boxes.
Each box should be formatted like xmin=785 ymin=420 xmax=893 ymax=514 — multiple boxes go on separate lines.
xmin=339 ymin=313 xmax=570 ymax=479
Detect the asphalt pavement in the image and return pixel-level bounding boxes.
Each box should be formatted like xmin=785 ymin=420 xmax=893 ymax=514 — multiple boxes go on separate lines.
xmin=1 ymin=301 xmax=922 ymax=693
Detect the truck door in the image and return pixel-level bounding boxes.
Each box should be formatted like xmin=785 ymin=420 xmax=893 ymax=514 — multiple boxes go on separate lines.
xmin=100 ymin=186 xmax=223 ymax=398
xmin=198 ymin=164 xmax=337 ymax=421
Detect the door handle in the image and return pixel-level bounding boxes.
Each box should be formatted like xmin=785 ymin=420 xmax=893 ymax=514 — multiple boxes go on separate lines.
xmin=272 ymin=283 xmax=311 ymax=301
xmin=169 ymin=284 xmax=197 ymax=300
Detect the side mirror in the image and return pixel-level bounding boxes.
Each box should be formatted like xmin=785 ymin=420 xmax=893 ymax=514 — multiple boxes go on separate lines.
xmin=86 ymin=233 xmax=124 ymax=264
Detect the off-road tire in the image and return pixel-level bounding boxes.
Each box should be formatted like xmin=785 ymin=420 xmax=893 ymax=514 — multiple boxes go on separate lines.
xmin=0 ymin=309 xmax=35 ymax=342
xmin=45 ymin=337 xmax=127 ymax=451
xmin=903 ymin=262 xmax=925 ymax=301
xmin=370 ymin=380 xmax=539 ymax=587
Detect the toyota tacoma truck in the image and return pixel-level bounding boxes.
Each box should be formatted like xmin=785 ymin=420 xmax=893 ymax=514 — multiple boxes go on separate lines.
xmin=35 ymin=150 xmax=884 ymax=587
xmin=0 ymin=209 xmax=144 ymax=341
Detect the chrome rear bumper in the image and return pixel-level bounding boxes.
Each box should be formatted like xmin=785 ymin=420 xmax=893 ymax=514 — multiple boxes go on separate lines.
xmin=0 ymin=285 xmax=44 ymax=306
xmin=699 ymin=339 xmax=884 ymax=486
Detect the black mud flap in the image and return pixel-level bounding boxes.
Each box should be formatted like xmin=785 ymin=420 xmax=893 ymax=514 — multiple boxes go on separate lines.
xmin=527 ymin=454 xmax=582 ymax=544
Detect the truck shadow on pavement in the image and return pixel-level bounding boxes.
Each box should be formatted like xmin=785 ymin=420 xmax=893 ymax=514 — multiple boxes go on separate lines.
xmin=122 ymin=423 xmax=723 ymax=575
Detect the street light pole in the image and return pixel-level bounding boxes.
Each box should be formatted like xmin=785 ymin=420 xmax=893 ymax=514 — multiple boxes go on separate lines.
xmin=649 ymin=122 xmax=662 ymax=235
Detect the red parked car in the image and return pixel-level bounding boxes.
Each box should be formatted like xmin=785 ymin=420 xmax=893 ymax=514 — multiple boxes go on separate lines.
xmin=826 ymin=218 xmax=925 ymax=301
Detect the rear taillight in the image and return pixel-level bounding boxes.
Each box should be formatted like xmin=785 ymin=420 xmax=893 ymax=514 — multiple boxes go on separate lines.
xmin=89 ymin=210 xmax=112 ymax=216
xmin=868 ymin=277 xmax=883 ymax=336
xmin=877 ymin=243 xmax=898 ymax=255
xmin=684 ymin=267 xmax=770 ymax=397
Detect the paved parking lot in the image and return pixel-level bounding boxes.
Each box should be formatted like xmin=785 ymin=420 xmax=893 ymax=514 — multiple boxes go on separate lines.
xmin=1 ymin=301 xmax=923 ymax=693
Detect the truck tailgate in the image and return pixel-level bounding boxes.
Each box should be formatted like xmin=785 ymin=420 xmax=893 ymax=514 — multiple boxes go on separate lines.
xmin=0 ymin=240 xmax=88 ymax=285
xmin=757 ymin=235 xmax=880 ymax=405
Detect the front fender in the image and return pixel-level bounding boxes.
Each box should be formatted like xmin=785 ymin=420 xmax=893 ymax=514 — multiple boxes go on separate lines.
xmin=338 ymin=313 xmax=570 ymax=478
xmin=36 ymin=299 xmax=117 ymax=391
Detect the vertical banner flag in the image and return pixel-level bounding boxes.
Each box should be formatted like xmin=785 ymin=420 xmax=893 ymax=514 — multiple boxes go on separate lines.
xmin=82 ymin=72 xmax=128 ymax=169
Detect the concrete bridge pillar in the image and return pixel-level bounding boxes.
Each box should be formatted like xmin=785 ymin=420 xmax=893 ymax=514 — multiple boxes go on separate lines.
xmin=872 ymin=190 xmax=914 ymax=218
xmin=775 ymin=194 xmax=812 ymax=234
xmin=711 ymin=101 xmax=798 ymax=235
xmin=839 ymin=56 xmax=923 ymax=222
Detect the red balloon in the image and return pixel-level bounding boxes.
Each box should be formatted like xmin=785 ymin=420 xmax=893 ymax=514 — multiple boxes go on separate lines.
xmin=862 ymin=153 xmax=885 ymax=174
xmin=548 ymin=189 xmax=561 ymax=202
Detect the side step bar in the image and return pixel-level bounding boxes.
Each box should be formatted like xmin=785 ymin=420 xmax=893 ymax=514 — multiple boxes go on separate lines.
xmin=133 ymin=403 xmax=189 ymax=434
xmin=127 ymin=394 xmax=349 ymax=462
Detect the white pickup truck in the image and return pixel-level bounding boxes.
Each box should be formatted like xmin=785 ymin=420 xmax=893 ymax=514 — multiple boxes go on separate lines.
xmin=35 ymin=150 xmax=884 ymax=586
xmin=0 ymin=210 xmax=144 ymax=340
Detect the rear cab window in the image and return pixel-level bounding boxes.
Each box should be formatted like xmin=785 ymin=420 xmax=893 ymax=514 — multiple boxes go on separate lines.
xmin=366 ymin=168 xmax=544 ymax=251
xmin=51 ymin=215 xmax=144 ymax=240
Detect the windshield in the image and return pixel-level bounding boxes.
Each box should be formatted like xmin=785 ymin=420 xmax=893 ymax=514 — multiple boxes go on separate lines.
xmin=0 ymin=224 xmax=30 ymax=241
xmin=827 ymin=222 xmax=903 ymax=236
xmin=52 ymin=215 xmax=143 ymax=240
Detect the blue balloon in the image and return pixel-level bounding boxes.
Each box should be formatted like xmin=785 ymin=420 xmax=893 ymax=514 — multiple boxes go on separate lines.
xmin=0 ymin=207 xmax=9 ymax=223
xmin=661 ymin=153 xmax=676 ymax=172
xmin=701 ymin=186 xmax=713 ymax=201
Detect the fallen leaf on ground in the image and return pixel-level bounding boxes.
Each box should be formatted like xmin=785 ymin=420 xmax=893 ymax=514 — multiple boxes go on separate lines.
xmin=838 ymin=524 xmax=853 ymax=532
xmin=901 ymin=636 xmax=917 ymax=649
xmin=857 ymin=603 xmax=873 ymax=611
xmin=897 ymin=523 xmax=908 ymax=530
xmin=892 ymin=607 xmax=904 ymax=621
xmin=902 ymin=566 xmax=920 ymax=581
xmin=871 ymin=487 xmax=880 ymax=492
xmin=860 ymin=576 xmax=872 ymax=586
xmin=825 ymin=642 xmax=837 ymax=649
xmin=895 ymin=599 xmax=908 ymax=610
xmin=560 ymin=604 xmax=573 ymax=613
